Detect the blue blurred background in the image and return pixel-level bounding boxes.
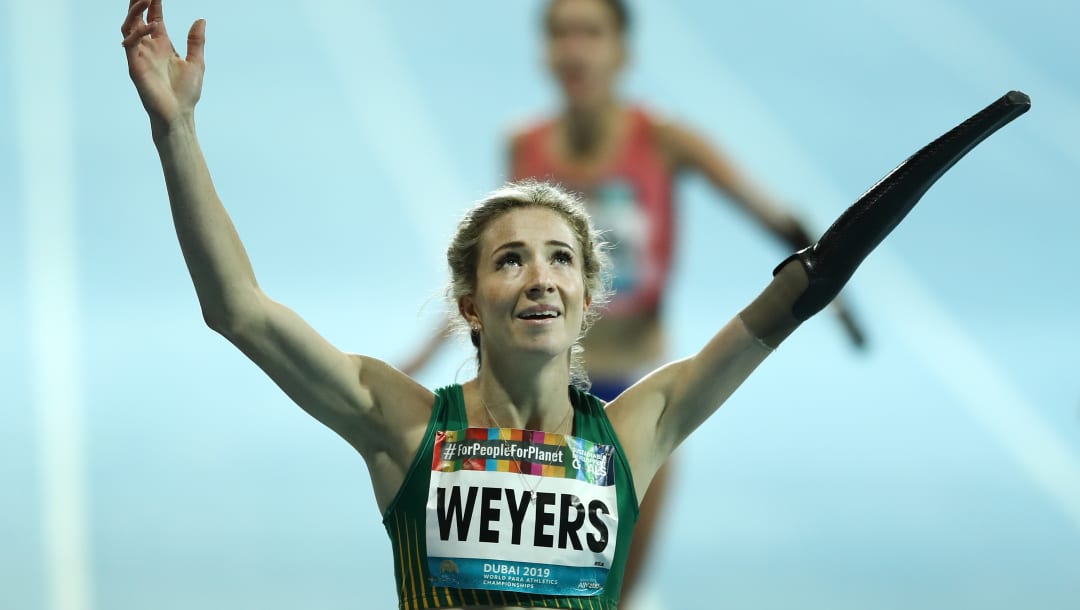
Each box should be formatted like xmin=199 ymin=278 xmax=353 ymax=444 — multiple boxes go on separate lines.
xmin=3 ymin=1 xmax=1078 ymax=609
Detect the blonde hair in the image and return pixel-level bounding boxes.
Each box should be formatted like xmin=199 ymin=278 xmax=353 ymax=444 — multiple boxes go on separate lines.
xmin=446 ymin=180 xmax=612 ymax=389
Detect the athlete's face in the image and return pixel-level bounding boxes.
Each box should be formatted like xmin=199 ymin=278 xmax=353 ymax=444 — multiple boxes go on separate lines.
xmin=461 ymin=207 xmax=590 ymax=363
xmin=545 ymin=0 xmax=625 ymax=110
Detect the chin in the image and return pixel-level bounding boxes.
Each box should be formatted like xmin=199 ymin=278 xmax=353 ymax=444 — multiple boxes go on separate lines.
xmin=513 ymin=335 xmax=576 ymax=359
xmin=563 ymin=88 xmax=598 ymax=109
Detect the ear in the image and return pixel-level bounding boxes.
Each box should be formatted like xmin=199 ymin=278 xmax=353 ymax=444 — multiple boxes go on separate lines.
xmin=459 ymin=295 xmax=482 ymax=328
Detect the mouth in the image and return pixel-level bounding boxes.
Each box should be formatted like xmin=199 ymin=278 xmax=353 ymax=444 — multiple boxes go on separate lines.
xmin=557 ymin=65 xmax=588 ymax=87
xmin=516 ymin=306 xmax=562 ymax=323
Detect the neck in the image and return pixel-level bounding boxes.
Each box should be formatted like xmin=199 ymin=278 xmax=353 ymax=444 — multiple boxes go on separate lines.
xmin=562 ymin=98 xmax=620 ymax=159
xmin=471 ymin=352 xmax=574 ymax=431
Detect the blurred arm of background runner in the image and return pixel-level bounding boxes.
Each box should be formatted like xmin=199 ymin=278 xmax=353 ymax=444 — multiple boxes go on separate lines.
xmin=656 ymin=119 xmax=868 ymax=349
xmin=399 ymin=320 xmax=453 ymax=378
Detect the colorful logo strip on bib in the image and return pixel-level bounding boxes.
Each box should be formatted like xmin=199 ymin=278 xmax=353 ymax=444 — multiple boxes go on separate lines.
xmin=426 ymin=427 xmax=618 ymax=597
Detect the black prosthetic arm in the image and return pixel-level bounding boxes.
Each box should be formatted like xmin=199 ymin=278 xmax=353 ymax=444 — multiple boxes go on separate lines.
xmin=784 ymin=90 xmax=1030 ymax=321
xmin=741 ymin=91 xmax=1030 ymax=347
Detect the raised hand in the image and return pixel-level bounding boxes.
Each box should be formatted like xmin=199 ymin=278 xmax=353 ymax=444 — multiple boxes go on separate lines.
xmin=121 ymin=0 xmax=206 ymax=138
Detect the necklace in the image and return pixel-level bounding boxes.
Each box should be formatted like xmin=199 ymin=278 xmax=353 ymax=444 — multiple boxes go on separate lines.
xmin=478 ymin=393 xmax=575 ymax=435
xmin=476 ymin=391 xmax=575 ymax=503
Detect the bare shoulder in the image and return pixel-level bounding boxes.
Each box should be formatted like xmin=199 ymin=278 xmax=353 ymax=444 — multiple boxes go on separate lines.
xmin=649 ymin=116 xmax=713 ymax=169
xmin=345 ymin=354 xmax=438 ymax=456
xmin=630 ymin=104 xmax=702 ymax=172
xmin=350 ymin=354 xmax=445 ymax=511
xmin=507 ymin=122 xmax=532 ymax=147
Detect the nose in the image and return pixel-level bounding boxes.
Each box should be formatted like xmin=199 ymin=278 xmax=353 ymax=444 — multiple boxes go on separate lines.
xmin=526 ymin=265 xmax=556 ymax=297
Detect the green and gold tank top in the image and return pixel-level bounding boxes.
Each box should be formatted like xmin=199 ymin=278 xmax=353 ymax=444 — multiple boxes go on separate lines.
xmin=382 ymin=384 xmax=640 ymax=610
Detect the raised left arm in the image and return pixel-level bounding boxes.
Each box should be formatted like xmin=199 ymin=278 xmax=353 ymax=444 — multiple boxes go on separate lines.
xmin=604 ymin=262 xmax=803 ymax=501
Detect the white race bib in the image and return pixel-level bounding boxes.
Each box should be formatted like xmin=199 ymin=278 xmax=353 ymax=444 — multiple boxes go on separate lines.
xmin=425 ymin=428 xmax=618 ymax=597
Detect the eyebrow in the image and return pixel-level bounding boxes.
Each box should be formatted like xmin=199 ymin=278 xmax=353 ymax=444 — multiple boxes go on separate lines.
xmin=492 ymin=240 xmax=577 ymax=255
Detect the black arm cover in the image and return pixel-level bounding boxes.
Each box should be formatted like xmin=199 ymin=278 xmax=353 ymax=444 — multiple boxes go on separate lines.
xmin=780 ymin=90 xmax=1030 ymax=321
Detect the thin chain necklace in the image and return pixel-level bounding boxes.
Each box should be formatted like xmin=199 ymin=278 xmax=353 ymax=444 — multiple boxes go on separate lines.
xmin=478 ymin=392 xmax=574 ymax=435
xmin=476 ymin=390 xmax=575 ymax=502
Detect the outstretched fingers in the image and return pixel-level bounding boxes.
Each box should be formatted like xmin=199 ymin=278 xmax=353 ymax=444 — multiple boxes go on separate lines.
xmin=186 ymin=19 xmax=206 ymax=66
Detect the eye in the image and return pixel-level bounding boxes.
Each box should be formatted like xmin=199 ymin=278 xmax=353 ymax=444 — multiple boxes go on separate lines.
xmin=495 ymin=252 xmax=522 ymax=269
xmin=552 ymin=250 xmax=574 ymax=266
